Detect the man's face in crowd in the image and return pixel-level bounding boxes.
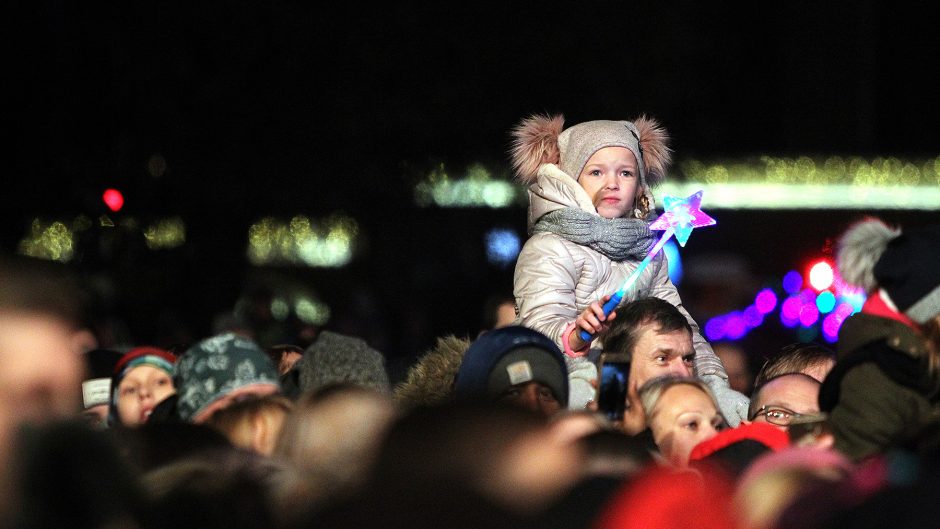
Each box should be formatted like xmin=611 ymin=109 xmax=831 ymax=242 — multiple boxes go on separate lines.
xmin=620 ymin=323 xmax=695 ymax=434
xmin=629 ymin=325 xmax=695 ymax=388
xmin=498 ymin=381 xmax=562 ymax=417
xmin=751 ymin=373 xmax=821 ymax=431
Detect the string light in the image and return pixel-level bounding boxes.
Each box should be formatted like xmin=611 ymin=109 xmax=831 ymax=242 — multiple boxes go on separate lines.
xmin=412 ymin=155 xmax=940 ymax=209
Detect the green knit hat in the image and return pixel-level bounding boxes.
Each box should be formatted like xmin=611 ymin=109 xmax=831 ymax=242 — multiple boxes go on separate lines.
xmin=174 ymin=332 xmax=280 ymax=422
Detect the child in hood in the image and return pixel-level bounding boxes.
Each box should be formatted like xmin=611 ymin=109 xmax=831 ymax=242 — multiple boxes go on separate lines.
xmin=509 ymin=113 xmax=748 ymax=423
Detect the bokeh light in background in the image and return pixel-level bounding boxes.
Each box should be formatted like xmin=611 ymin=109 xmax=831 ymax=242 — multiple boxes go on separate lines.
xmin=754 ymin=288 xmax=777 ymax=314
xmin=143 ymin=217 xmax=186 ymax=250
xmin=294 ymin=297 xmax=331 ymax=326
xmin=661 ymin=155 xmax=940 ymax=209
xmin=415 ymin=156 xmax=940 ymax=210
xmin=485 ymin=228 xmax=521 ymax=267
xmin=782 ymin=270 xmax=803 ymax=295
xmin=247 ymin=214 xmax=359 ymax=267
xmin=799 ymin=303 xmax=820 ymax=327
xmin=808 ymin=260 xmax=834 ymax=291
xmin=235 ymin=291 xmax=331 ymax=327
xmin=16 ymin=219 xmax=76 ymax=262
xmin=704 ymin=259 xmax=866 ymax=343
xmin=102 ymin=188 xmax=124 ymax=212
xmin=17 ymin=215 xmax=187 ymax=263
xmin=816 ymin=291 xmax=836 ymax=313
xmin=414 ymin=163 xmax=523 ymax=208
xmin=743 ymin=305 xmax=763 ymax=328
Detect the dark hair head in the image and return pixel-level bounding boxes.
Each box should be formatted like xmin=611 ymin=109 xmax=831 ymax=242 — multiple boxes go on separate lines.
xmin=753 ymin=342 xmax=836 ymax=389
xmin=602 ymin=298 xmax=692 ymax=359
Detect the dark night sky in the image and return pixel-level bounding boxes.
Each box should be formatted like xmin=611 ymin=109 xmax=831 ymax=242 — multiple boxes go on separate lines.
xmin=6 ymin=1 xmax=939 ymax=361
xmin=10 ymin=1 xmax=940 ymax=216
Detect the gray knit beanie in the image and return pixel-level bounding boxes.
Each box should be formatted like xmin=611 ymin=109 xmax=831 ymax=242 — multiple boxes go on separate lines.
xmin=558 ymin=120 xmax=646 ymax=185
xmin=174 ymin=332 xmax=281 ymax=422
xmin=299 ymin=331 xmax=391 ymax=394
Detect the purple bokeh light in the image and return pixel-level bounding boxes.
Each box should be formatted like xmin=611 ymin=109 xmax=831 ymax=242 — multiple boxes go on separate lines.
xmin=724 ymin=312 xmax=747 ymax=340
xmin=799 ymin=303 xmax=820 ymax=327
xmin=799 ymin=288 xmax=817 ymax=304
xmin=822 ymin=313 xmax=842 ymax=342
xmin=705 ymin=317 xmax=726 ymax=341
xmin=744 ymin=305 xmax=763 ymax=328
xmin=781 ymin=296 xmax=801 ymax=320
xmin=755 ymin=288 xmax=778 ymax=314
xmin=782 ymin=270 xmax=802 ymax=295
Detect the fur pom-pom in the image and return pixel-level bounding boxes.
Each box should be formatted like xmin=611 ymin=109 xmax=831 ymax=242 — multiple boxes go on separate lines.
xmin=634 ymin=115 xmax=672 ymax=187
xmin=510 ymin=114 xmax=564 ymax=183
xmin=836 ymin=217 xmax=901 ymax=292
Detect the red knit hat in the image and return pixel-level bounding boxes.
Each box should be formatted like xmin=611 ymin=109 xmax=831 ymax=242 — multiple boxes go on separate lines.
xmin=687 ymin=422 xmax=790 ymax=479
xmin=112 ymin=346 xmax=177 ymax=376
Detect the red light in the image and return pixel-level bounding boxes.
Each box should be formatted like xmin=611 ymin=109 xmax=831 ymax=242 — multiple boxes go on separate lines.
xmin=102 ymin=189 xmax=124 ymax=212
xmin=808 ymin=260 xmax=834 ymax=291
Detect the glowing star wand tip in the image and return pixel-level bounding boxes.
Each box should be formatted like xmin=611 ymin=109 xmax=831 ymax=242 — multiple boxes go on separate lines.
xmin=578 ymin=190 xmax=716 ymax=342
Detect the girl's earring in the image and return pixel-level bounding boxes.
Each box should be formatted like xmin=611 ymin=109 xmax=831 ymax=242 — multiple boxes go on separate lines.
xmin=635 ymin=194 xmax=650 ymax=219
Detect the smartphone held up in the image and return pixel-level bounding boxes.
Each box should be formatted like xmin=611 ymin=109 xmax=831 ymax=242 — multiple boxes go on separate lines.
xmin=597 ymin=353 xmax=630 ymax=422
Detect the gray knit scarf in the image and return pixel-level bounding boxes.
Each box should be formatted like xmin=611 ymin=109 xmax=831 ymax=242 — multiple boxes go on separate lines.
xmin=533 ymin=208 xmax=655 ymax=262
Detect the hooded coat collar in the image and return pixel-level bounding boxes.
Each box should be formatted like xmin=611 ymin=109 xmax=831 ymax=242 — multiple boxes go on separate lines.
xmin=525 ymin=163 xmax=658 ymax=233
xmin=526 ymin=164 xmax=596 ymax=231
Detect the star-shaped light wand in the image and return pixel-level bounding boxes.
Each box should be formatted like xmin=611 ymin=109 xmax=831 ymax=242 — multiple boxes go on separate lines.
xmin=579 ymin=190 xmax=717 ymax=341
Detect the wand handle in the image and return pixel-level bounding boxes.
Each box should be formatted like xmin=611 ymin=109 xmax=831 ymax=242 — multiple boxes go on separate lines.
xmin=578 ymin=292 xmax=624 ymax=342
xmin=576 ymin=228 xmax=675 ymax=344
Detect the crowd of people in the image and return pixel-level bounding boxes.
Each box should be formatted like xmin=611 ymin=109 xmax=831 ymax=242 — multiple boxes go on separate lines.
xmin=1 ymin=113 xmax=939 ymax=529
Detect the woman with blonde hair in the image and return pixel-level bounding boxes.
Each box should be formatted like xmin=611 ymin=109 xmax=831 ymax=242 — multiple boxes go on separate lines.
xmin=638 ymin=375 xmax=726 ymax=467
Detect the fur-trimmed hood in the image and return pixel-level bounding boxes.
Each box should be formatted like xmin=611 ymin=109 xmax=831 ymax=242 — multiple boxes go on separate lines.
xmin=393 ymin=335 xmax=470 ymax=410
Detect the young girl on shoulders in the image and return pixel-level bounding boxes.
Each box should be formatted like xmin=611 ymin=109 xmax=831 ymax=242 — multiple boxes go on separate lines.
xmin=510 ymin=114 xmax=748 ymax=423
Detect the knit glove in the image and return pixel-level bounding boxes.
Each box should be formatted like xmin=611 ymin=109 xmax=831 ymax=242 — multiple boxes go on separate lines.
xmin=701 ymin=373 xmax=750 ymax=427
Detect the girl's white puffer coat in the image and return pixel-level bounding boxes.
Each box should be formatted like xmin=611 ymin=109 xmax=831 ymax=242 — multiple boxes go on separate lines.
xmin=513 ymin=163 xmax=727 ymax=410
